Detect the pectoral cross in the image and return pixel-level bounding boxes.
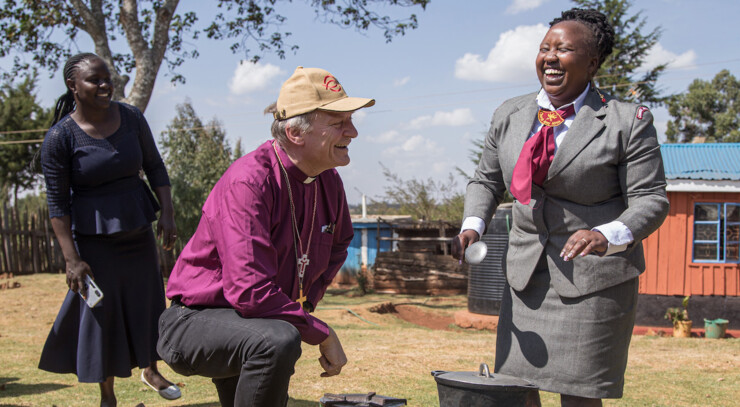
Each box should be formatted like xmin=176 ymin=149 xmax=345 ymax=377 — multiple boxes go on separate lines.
xmin=296 ymin=254 xmax=309 ymax=308
xmin=297 ymin=254 xmax=309 ymax=277
xmin=297 ymin=288 xmax=307 ymax=308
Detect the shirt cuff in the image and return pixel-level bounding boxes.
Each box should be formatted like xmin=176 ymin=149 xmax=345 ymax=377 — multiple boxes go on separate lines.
xmin=461 ymin=217 xmax=486 ymax=238
xmin=301 ymin=314 xmax=330 ymax=345
xmin=593 ymin=221 xmax=634 ymax=256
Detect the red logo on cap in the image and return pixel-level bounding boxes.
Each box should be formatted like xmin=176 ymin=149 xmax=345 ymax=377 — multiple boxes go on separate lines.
xmin=324 ymin=75 xmax=342 ymax=92
xmin=636 ymin=106 xmax=649 ymax=120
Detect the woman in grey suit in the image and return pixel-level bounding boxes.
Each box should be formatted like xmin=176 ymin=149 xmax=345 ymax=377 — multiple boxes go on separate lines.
xmin=453 ymin=8 xmax=669 ymax=407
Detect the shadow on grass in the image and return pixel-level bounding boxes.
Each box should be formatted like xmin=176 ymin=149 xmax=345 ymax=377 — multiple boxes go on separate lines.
xmin=163 ymin=397 xmax=315 ymax=407
xmin=0 ymin=376 xmax=71 ymax=398
xmin=288 ymin=398 xmax=319 ymax=407
xmin=326 ymin=288 xmax=354 ymax=295
xmin=384 ymin=301 xmax=465 ymax=311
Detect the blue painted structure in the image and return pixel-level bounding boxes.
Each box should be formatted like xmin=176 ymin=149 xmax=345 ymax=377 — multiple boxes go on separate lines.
xmin=661 ymin=143 xmax=740 ymax=181
xmin=340 ymin=217 xmax=394 ymax=277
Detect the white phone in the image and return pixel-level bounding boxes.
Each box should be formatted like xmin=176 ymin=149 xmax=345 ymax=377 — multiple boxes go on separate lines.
xmin=79 ymin=274 xmax=104 ymax=308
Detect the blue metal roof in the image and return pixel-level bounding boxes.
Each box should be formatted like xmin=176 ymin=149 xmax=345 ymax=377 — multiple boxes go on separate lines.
xmin=660 ymin=143 xmax=740 ymax=181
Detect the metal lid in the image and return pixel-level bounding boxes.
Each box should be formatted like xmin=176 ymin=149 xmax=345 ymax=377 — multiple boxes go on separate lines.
xmin=431 ymin=363 xmax=537 ymax=392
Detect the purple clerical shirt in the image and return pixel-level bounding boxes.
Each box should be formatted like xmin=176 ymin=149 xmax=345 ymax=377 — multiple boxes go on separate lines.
xmin=166 ymin=140 xmax=354 ymax=345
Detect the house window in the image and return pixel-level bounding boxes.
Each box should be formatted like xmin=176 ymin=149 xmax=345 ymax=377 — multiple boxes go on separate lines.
xmin=693 ymin=203 xmax=740 ymax=262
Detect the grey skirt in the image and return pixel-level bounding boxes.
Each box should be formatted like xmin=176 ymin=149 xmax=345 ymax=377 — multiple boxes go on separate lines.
xmin=494 ymin=257 xmax=638 ymax=399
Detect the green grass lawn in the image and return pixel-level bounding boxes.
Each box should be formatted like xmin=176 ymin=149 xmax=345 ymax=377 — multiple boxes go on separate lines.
xmin=1 ymin=273 xmax=738 ymax=406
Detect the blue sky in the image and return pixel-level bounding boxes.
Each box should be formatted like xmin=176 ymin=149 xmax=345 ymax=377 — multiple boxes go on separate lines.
xmin=21 ymin=0 xmax=740 ymax=205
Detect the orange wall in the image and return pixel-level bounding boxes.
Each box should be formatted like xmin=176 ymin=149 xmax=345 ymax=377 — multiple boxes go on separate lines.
xmin=640 ymin=191 xmax=740 ymax=297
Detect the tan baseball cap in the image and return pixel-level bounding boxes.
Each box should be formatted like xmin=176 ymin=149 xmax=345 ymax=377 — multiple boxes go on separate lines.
xmin=273 ymin=66 xmax=375 ymax=120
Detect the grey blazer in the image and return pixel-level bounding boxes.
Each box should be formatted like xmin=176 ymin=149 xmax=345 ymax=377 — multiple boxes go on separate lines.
xmin=464 ymin=89 xmax=669 ymax=298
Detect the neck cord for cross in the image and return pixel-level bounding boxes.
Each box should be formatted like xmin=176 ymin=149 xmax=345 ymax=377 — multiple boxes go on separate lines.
xmin=273 ymin=141 xmax=318 ymax=309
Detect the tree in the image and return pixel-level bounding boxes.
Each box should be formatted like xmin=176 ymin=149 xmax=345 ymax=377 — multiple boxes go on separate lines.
xmin=0 ymin=73 xmax=52 ymax=204
xmin=665 ymin=70 xmax=740 ymax=143
xmin=572 ymin=0 xmax=666 ymax=105
xmin=456 ymin=136 xmax=484 ymax=179
xmin=0 ymin=0 xmax=429 ymax=112
xmin=159 ymin=101 xmax=234 ymax=250
xmin=379 ymin=163 xmax=464 ymax=222
xmin=455 ymin=133 xmax=515 ymax=204
xmin=233 ymin=138 xmax=244 ymax=160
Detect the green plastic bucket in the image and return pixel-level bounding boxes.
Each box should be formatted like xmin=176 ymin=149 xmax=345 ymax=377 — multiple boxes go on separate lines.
xmin=704 ymin=318 xmax=729 ymax=339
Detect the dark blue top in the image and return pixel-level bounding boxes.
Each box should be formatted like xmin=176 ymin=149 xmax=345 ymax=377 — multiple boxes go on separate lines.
xmin=41 ymin=102 xmax=170 ymax=235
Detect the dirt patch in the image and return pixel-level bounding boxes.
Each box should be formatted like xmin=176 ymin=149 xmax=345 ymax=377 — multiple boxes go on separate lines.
xmin=369 ymin=302 xmax=455 ymax=331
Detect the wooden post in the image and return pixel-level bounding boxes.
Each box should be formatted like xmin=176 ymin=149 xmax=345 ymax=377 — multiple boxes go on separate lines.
xmin=22 ymin=209 xmax=29 ymax=274
xmin=40 ymin=208 xmax=50 ymax=272
xmin=439 ymin=220 xmax=448 ymax=255
xmin=31 ymin=214 xmax=40 ymax=274
xmin=0 ymin=202 xmax=8 ymax=273
xmin=5 ymin=204 xmax=17 ymax=273
xmin=376 ymin=218 xmax=381 ymax=254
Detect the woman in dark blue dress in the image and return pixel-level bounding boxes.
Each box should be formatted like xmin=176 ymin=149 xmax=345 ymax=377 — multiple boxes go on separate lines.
xmin=38 ymin=53 xmax=181 ymax=406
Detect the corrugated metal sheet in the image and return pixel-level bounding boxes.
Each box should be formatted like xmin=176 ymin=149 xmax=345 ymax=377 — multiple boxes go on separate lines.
xmin=661 ymin=143 xmax=740 ymax=180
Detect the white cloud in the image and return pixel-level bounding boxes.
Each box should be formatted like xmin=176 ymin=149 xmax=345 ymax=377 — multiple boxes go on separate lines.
xmin=352 ymin=109 xmax=368 ymax=124
xmin=642 ymin=43 xmax=697 ymax=71
xmin=229 ymin=61 xmax=284 ymax=95
xmin=152 ymin=81 xmax=178 ymax=99
xmin=455 ymin=24 xmax=549 ymax=82
xmin=654 ymin=119 xmax=668 ymax=143
xmin=368 ymin=129 xmax=400 ymax=144
xmin=407 ymin=108 xmax=476 ymax=129
xmin=394 ymin=76 xmax=410 ymax=86
xmin=383 ymin=134 xmax=442 ymax=157
xmin=506 ymin=0 xmax=549 ymax=15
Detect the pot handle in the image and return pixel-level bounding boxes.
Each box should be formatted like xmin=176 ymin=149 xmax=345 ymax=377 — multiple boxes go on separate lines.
xmin=478 ymin=363 xmax=492 ymax=378
xmin=431 ymin=370 xmax=448 ymax=377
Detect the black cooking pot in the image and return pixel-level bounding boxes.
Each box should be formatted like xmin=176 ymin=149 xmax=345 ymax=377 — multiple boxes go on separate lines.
xmin=431 ymin=363 xmax=537 ymax=407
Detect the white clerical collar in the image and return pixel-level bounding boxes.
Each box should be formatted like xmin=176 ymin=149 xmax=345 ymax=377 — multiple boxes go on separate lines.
xmin=273 ymin=141 xmax=318 ymax=184
xmin=537 ymin=83 xmax=590 ymax=114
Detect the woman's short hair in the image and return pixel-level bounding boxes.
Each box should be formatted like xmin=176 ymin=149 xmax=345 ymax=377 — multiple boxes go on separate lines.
xmin=270 ymin=112 xmax=315 ymax=146
xmin=550 ymin=8 xmax=615 ymax=69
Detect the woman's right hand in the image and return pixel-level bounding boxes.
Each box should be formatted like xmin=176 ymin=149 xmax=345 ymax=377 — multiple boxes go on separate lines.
xmin=451 ymin=229 xmax=481 ymax=261
xmin=50 ymin=216 xmax=93 ymax=294
xmin=65 ymin=259 xmax=92 ymax=294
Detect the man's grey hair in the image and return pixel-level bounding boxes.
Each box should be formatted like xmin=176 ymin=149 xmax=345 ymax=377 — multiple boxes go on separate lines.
xmin=271 ymin=112 xmax=315 ymax=146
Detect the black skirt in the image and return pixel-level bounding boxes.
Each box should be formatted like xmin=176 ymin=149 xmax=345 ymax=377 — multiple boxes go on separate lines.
xmin=38 ymin=227 xmax=165 ymax=383
xmin=494 ymin=256 xmax=638 ymax=399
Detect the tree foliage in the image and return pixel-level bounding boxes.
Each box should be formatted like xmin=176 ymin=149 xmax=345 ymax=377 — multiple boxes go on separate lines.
xmin=456 ymin=133 xmax=514 ymax=205
xmin=456 ymin=136 xmax=484 ymax=180
xmin=379 ymin=163 xmax=464 ymax=222
xmin=573 ymin=0 xmax=665 ymax=105
xmin=159 ymin=101 xmax=235 ymax=251
xmin=665 ymin=70 xmax=740 ymax=143
xmin=0 ymin=73 xmax=52 ymax=204
xmin=0 ymin=0 xmax=429 ymax=112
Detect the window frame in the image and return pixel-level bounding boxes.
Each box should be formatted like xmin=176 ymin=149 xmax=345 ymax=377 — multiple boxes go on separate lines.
xmin=725 ymin=203 xmax=740 ymax=263
xmin=692 ymin=202 xmax=740 ymax=263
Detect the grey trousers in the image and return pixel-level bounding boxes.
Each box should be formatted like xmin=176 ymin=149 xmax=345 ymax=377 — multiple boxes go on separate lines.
xmin=157 ymin=302 xmax=302 ymax=407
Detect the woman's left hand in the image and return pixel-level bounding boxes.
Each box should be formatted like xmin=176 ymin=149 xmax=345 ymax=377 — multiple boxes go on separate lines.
xmin=560 ymin=230 xmax=608 ymax=261
xmin=157 ymin=211 xmax=177 ymax=251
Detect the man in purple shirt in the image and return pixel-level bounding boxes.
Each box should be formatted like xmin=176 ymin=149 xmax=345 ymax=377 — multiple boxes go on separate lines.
xmin=157 ymin=66 xmax=374 ymax=407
